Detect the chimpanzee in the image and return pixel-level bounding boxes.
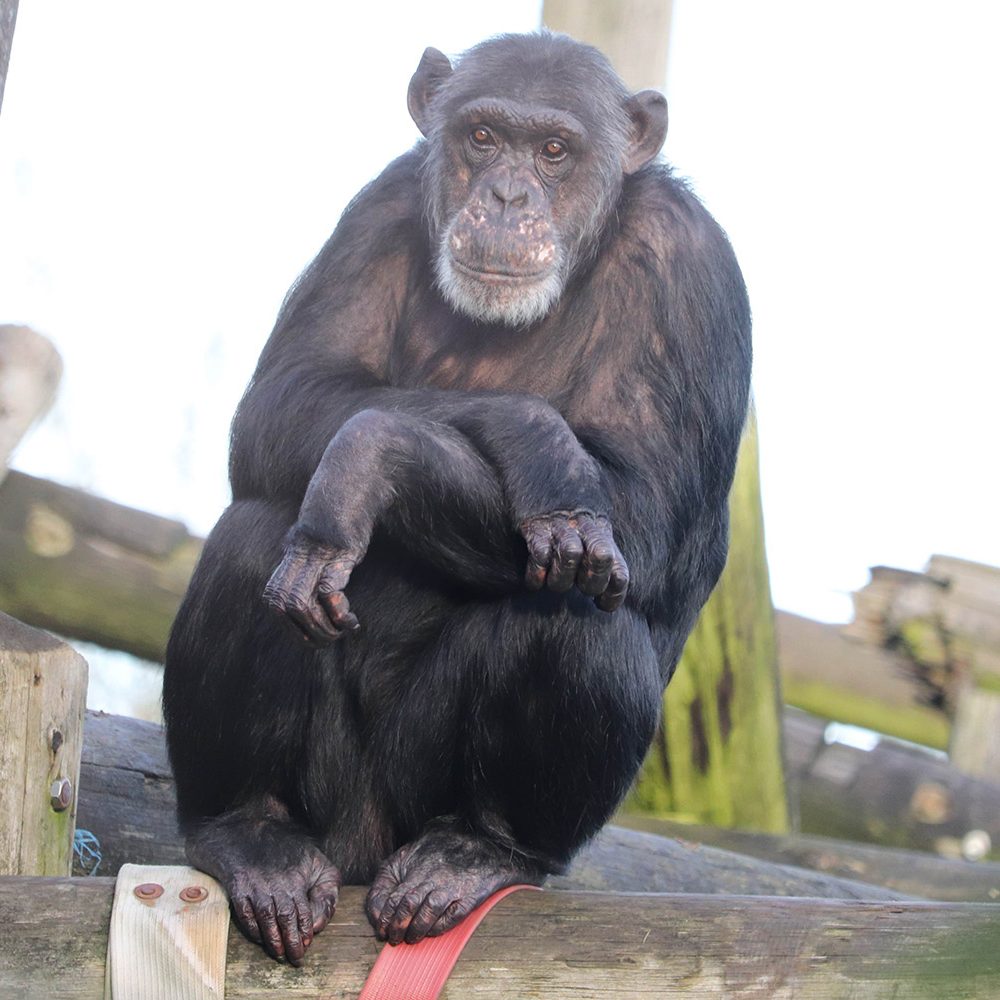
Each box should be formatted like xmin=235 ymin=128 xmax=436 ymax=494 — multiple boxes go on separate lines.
xmin=163 ymin=31 xmax=751 ymax=965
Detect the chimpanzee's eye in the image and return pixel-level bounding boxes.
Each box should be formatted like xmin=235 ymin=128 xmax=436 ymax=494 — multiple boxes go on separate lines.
xmin=541 ymin=139 xmax=567 ymax=161
xmin=470 ymin=127 xmax=494 ymax=147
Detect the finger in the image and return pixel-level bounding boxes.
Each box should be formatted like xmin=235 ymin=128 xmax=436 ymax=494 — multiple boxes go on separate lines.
xmin=547 ymin=522 xmax=583 ymax=592
xmin=294 ymin=895 xmax=314 ymax=951
xmin=596 ymin=553 xmax=630 ymax=612
xmin=308 ymin=866 xmax=340 ymax=935
xmin=386 ymin=882 xmax=433 ymax=946
xmin=274 ymin=894 xmax=306 ymax=966
xmin=253 ymin=894 xmax=285 ymax=962
xmin=318 ymin=589 xmax=360 ymax=634
xmin=283 ymin=598 xmax=341 ymax=645
xmin=374 ymin=887 xmax=409 ymax=942
xmin=232 ymin=895 xmax=263 ymax=944
xmin=405 ymin=888 xmax=456 ymax=944
xmin=522 ymin=521 xmax=553 ymax=590
xmin=427 ymin=896 xmax=477 ymax=937
xmin=365 ymin=872 xmax=397 ymax=934
xmin=576 ymin=519 xmax=615 ymax=596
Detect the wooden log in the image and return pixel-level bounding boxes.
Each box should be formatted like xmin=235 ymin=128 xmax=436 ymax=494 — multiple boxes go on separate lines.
xmin=75 ymin=710 xmax=906 ymax=900
xmin=0 ymin=325 xmax=62 ymax=480
xmin=1 ymin=879 xmax=998 ymax=999
xmin=0 ymin=613 xmax=87 ymax=875
xmin=785 ymin=708 xmax=1000 ymax=857
xmin=616 ymin=814 xmax=1000 ymax=903
xmin=0 ymin=471 xmax=201 ymax=662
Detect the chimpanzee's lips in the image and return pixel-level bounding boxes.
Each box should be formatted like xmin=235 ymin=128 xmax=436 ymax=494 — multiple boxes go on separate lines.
xmin=451 ymin=258 xmax=549 ymax=284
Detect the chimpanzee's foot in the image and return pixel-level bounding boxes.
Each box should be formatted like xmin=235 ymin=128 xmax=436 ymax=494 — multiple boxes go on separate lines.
xmin=185 ymin=804 xmax=341 ymax=965
xmin=365 ymin=823 xmax=544 ymax=945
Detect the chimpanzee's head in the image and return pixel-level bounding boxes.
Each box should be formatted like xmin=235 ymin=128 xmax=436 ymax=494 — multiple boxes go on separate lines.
xmin=409 ymin=32 xmax=668 ymax=327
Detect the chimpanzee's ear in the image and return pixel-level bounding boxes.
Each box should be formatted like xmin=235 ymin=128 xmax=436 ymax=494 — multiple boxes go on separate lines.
xmin=623 ymin=90 xmax=669 ymax=174
xmin=408 ymin=47 xmax=453 ymax=137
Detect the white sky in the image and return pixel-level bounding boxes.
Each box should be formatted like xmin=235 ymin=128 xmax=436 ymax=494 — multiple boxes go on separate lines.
xmin=1 ymin=0 xmax=998 ymax=625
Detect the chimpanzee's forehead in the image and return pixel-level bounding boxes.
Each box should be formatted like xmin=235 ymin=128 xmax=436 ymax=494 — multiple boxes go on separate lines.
xmin=446 ymin=33 xmax=629 ymax=115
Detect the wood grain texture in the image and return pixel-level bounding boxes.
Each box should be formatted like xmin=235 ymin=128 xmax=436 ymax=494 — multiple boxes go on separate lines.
xmin=1 ymin=881 xmax=998 ymax=999
xmin=618 ymin=814 xmax=1000 ymax=904
xmin=75 ymin=710 xmax=906 ymax=901
xmin=0 ymin=613 xmax=87 ymax=875
xmin=0 ymin=471 xmax=201 ymax=662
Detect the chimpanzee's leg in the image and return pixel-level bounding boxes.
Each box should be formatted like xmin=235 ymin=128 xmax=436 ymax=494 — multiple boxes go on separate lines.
xmin=163 ymin=500 xmax=342 ymax=965
xmin=365 ymin=590 xmax=661 ymax=944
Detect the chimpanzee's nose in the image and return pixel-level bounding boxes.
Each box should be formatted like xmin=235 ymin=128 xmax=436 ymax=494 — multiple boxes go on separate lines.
xmin=491 ymin=177 xmax=529 ymax=210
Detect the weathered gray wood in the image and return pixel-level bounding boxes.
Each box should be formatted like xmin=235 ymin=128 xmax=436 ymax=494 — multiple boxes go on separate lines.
xmin=0 ymin=471 xmax=201 ymax=662
xmin=0 ymin=0 xmax=17 ymax=116
xmin=75 ymin=710 xmax=907 ymax=900
xmin=617 ymin=814 xmax=1000 ymax=903
xmin=0 ymin=613 xmax=87 ymax=875
xmin=1 ymin=880 xmax=998 ymax=998
xmin=778 ymin=609 xmax=951 ymax=749
xmin=785 ymin=708 xmax=1000 ymax=856
xmin=950 ymin=684 xmax=1000 ymax=782
xmin=0 ymin=326 xmax=62 ymax=481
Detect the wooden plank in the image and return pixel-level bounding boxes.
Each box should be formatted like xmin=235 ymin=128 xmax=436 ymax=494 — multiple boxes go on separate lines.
xmin=0 ymin=471 xmax=201 ymax=662
xmin=0 ymin=326 xmax=62 ymax=480
xmin=1 ymin=880 xmax=998 ymax=998
xmin=0 ymin=613 xmax=87 ymax=875
xmin=617 ymin=814 xmax=1000 ymax=903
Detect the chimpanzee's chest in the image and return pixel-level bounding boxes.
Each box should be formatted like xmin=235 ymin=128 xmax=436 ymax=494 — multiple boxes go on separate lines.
xmin=390 ymin=291 xmax=585 ymax=400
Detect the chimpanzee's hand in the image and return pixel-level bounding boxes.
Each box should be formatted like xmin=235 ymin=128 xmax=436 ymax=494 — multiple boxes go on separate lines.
xmin=520 ymin=511 xmax=629 ymax=611
xmin=263 ymin=534 xmax=362 ymax=644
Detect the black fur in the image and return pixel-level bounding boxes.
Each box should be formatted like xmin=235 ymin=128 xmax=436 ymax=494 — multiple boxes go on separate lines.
xmin=163 ymin=31 xmax=751 ymax=963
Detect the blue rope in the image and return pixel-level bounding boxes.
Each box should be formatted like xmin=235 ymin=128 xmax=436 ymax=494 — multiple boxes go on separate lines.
xmin=74 ymin=829 xmax=102 ymax=875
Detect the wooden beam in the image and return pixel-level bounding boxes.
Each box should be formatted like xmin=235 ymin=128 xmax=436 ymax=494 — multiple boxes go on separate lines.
xmin=74 ymin=710 xmax=906 ymax=901
xmin=0 ymin=471 xmax=201 ymax=662
xmin=1 ymin=880 xmax=998 ymax=999
xmin=785 ymin=708 xmax=1000 ymax=857
xmin=0 ymin=613 xmax=87 ymax=875
xmin=617 ymin=814 xmax=1000 ymax=903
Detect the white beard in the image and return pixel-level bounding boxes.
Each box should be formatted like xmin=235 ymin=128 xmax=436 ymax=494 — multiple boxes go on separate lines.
xmin=433 ymin=230 xmax=565 ymax=329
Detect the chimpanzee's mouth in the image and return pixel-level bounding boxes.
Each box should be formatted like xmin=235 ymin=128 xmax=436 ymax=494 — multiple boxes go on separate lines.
xmin=451 ymin=258 xmax=550 ymax=284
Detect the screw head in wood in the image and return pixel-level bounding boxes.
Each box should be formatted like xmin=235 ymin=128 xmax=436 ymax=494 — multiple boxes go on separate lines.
xmin=180 ymin=885 xmax=209 ymax=903
xmin=134 ymin=883 xmax=164 ymax=900
xmin=49 ymin=777 xmax=73 ymax=812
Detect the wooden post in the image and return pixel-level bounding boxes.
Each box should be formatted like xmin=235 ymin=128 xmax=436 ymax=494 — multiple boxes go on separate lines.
xmin=0 ymin=612 xmax=88 ymax=875
xmin=542 ymin=2 xmax=789 ymax=833
xmin=0 ymin=0 xmax=17 ymax=116
xmin=950 ymin=684 xmax=1000 ymax=783
xmin=0 ymin=326 xmax=63 ymax=483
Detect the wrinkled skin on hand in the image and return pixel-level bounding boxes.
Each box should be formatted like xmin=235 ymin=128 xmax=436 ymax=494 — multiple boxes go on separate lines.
xmin=185 ymin=807 xmax=342 ymax=966
xmin=520 ymin=511 xmax=629 ymax=611
xmin=365 ymin=823 xmax=544 ymax=946
xmin=263 ymin=536 xmax=361 ymax=645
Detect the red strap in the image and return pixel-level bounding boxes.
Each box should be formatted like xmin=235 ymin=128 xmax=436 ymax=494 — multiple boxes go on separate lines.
xmin=357 ymin=885 xmax=539 ymax=1000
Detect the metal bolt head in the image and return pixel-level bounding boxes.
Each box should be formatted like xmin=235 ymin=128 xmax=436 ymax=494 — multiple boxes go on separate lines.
xmin=134 ymin=883 xmax=164 ymax=900
xmin=49 ymin=777 xmax=73 ymax=812
xmin=180 ymin=885 xmax=209 ymax=903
